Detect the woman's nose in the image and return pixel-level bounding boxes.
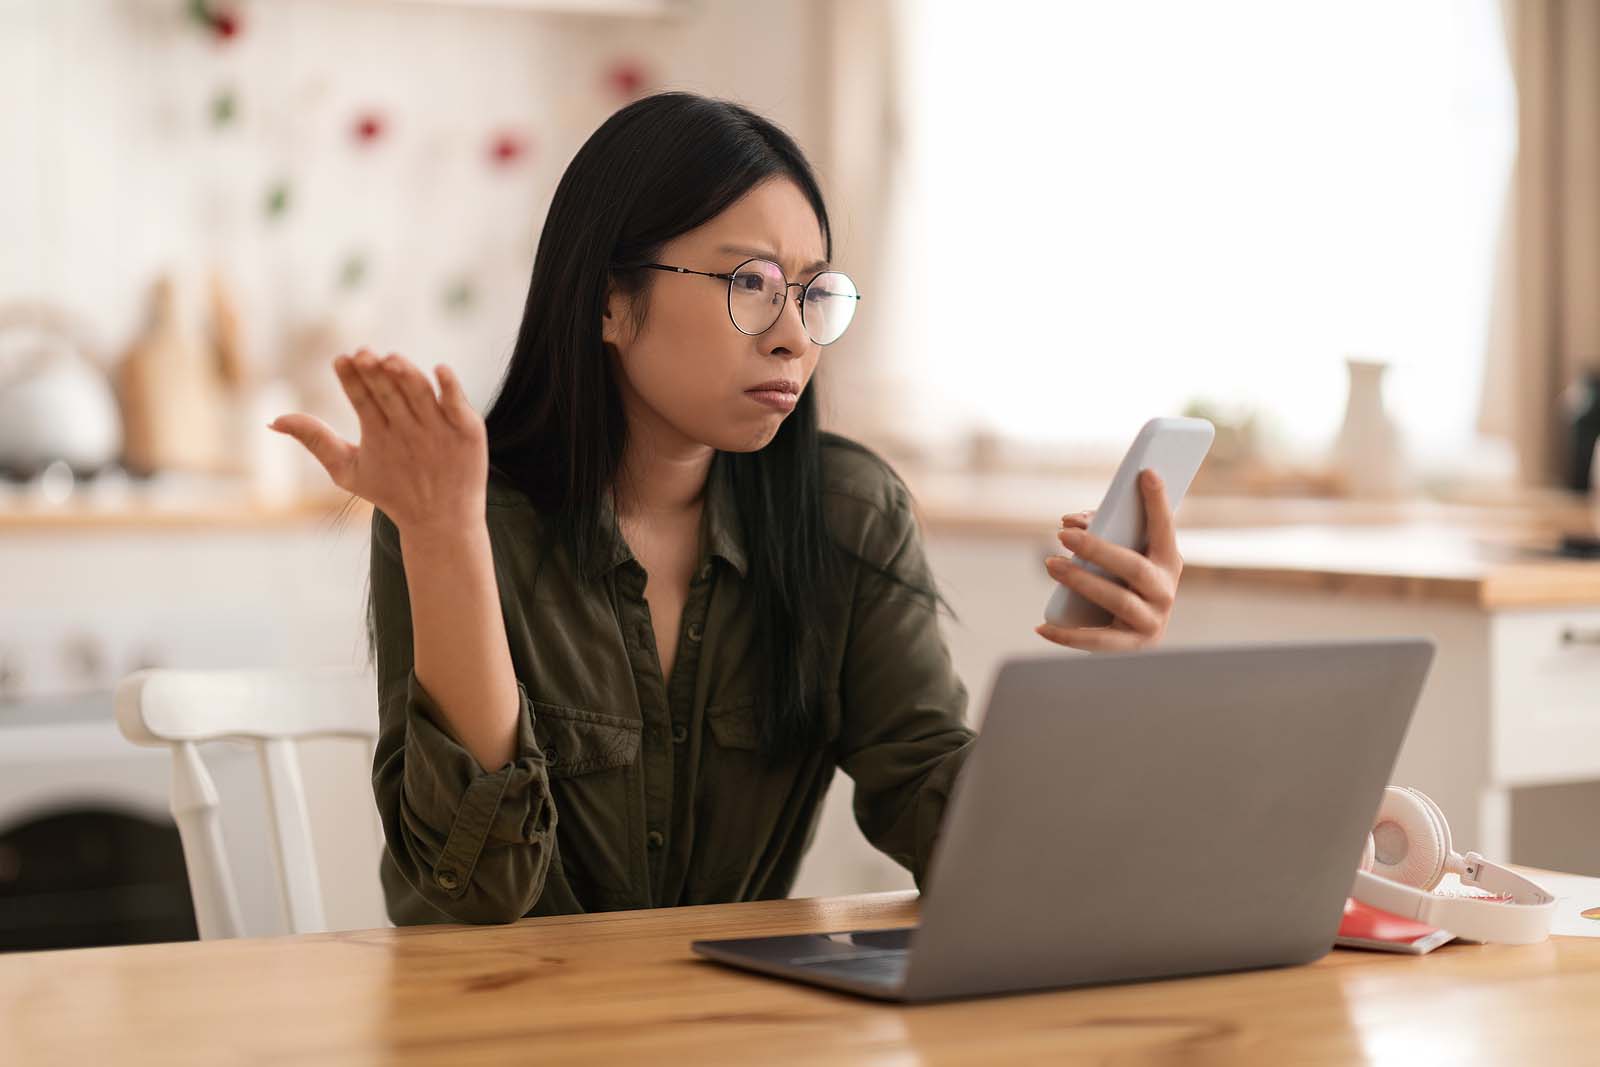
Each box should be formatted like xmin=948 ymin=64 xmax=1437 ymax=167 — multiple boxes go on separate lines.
xmin=764 ymin=288 xmax=810 ymax=356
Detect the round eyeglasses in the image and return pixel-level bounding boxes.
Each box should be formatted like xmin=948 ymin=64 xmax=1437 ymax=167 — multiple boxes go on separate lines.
xmin=630 ymin=257 xmax=861 ymax=346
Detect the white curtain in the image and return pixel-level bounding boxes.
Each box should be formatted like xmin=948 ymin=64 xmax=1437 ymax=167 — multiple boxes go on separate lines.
xmin=813 ymin=0 xmax=916 ymax=451
xmin=1478 ymin=0 xmax=1600 ymax=488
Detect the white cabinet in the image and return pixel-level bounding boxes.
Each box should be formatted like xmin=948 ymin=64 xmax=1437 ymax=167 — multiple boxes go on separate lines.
xmin=1490 ymin=610 xmax=1600 ymax=785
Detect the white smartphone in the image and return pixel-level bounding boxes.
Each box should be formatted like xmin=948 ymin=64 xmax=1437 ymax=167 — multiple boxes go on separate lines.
xmin=1043 ymin=416 xmax=1215 ymax=629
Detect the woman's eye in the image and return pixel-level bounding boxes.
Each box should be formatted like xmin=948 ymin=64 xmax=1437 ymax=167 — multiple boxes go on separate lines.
xmin=734 ymin=273 xmax=767 ymax=292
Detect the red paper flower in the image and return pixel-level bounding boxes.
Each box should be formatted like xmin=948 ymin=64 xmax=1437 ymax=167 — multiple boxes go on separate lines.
xmin=186 ymin=0 xmax=243 ymax=42
xmin=488 ymin=131 xmax=530 ymax=167
xmin=353 ymin=111 xmax=386 ymax=146
xmin=604 ymin=59 xmax=650 ymax=100
xmin=212 ymin=8 xmax=241 ymax=40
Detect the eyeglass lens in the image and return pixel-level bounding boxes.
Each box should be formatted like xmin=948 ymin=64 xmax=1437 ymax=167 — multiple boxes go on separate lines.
xmin=728 ymin=259 xmax=858 ymax=345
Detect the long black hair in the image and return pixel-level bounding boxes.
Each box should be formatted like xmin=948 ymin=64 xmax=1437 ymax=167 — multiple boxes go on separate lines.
xmin=360 ymin=92 xmax=949 ymax=763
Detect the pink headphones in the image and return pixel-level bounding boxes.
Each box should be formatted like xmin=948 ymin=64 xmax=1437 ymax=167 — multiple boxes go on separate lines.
xmin=1351 ymin=786 xmax=1556 ymax=945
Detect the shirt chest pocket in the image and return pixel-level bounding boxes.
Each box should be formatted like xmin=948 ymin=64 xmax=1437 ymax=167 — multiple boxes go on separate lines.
xmin=704 ymin=688 xmax=841 ymax=753
xmin=532 ymin=701 xmax=641 ymax=893
xmin=532 ymin=702 xmax=641 ymax=775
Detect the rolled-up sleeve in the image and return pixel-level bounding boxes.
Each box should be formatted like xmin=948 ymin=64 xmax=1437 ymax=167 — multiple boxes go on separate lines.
xmin=835 ymin=484 xmax=976 ymax=891
xmin=369 ymin=506 xmax=557 ymax=923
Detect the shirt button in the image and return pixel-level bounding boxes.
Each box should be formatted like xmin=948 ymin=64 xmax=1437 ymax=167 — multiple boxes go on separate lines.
xmin=686 ymin=621 xmax=703 ymax=643
xmin=436 ymin=869 xmax=459 ymax=891
xmin=671 ymin=723 xmax=688 ymax=744
xmin=698 ymin=562 xmax=713 ymax=581
xmin=646 ymin=830 xmax=665 ymax=850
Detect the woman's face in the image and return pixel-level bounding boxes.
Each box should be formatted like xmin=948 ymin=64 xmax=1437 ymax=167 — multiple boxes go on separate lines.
xmin=603 ymin=177 xmax=827 ymax=454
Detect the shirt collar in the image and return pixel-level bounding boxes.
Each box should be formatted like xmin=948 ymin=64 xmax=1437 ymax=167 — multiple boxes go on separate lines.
xmin=702 ymin=449 xmax=748 ymax=578
xmin=590 ymin=450 xmax=748 ymax=581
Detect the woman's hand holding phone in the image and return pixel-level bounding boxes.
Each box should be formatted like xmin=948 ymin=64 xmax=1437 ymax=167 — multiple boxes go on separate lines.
xmin=267 ymin=349 xmax=488 ymax=537
xmin=1034 ymin=468 xmax=1184 ymax=651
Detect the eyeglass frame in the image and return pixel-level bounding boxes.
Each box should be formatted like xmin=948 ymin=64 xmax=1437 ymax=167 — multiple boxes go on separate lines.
xmin=619 ymin=257 xmax=862 ymax=346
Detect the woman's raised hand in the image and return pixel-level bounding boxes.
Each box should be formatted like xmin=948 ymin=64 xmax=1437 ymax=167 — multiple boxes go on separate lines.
xmin=268 ymin=349 xmax=488 ymax=535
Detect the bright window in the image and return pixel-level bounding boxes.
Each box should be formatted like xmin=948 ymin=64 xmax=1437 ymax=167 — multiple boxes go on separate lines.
xmin=884 ymin=0 xmax=1515 ymax=469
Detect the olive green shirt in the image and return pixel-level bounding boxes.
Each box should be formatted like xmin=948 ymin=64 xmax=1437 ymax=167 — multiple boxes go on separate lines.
xmin=369 ymin=433 xmax=976 ymax=925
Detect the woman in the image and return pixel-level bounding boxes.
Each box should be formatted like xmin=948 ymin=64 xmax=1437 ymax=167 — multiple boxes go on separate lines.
xmin=269 ymin=92 xmax=1183 ymax=925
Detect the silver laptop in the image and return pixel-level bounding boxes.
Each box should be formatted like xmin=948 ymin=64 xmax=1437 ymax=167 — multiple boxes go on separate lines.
xmin=692 ymin=637 xmax=1436 ymax=1002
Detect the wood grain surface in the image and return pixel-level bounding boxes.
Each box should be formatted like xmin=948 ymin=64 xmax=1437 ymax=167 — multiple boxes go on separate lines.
xmin=4 ymin=880 xmax=1599 ymax=1066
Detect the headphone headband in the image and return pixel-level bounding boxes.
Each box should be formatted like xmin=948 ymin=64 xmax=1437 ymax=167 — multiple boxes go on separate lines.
xmin=1350 ymin=853 xmax=1555 ymax=945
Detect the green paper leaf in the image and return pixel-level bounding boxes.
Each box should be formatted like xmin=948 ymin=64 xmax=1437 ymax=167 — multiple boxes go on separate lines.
xmin=264 ymin=180 xmax=291 ymax=221
xmin=210 ymin=89 xmax=237 ymax=128
xmin=339 ymin=253 xmax=368 ymax=290
xmin=443 ymin=279 xmax=475 ymax=313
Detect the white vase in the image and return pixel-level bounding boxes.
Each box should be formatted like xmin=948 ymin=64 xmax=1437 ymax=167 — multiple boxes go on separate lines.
xmin=1332 ymin=357 xmax=1409 ymax=499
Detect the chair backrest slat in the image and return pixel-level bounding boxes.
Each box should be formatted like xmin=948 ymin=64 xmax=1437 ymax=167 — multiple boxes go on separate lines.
xmin=260 ymin=737 xmax=328 ymax=934
xmin=115 ymin=667 xmax=379 ymax=939
xmin=168 ymin=739 xmax=247 ymax=940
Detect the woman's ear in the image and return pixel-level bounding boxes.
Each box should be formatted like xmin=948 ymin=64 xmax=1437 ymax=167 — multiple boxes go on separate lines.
xmin=601 ymin=280 xmax=633 ymax=350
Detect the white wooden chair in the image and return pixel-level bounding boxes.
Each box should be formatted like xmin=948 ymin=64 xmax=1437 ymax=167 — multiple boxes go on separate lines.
xmin=114 ymin=666 xmax=383 ymax=940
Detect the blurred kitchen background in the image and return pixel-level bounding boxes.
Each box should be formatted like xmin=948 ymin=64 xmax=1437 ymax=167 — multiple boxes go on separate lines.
xmin=4 ymin=0 xmax=1599 ymax=951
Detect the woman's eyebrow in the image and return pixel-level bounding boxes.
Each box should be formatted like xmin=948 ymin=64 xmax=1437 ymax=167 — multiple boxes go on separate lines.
xmin=717 ymin=244 xmax=829 ymax=275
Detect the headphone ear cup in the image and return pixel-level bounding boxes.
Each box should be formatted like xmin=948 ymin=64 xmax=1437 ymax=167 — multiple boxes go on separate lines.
xmin=1372 ymin=786 xmax=1449 ymax=890
xmin=1402 ymin=786 xmax=1454 ymax=861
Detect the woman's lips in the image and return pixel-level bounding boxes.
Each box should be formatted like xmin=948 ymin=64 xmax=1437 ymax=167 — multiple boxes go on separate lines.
xmin=746 ymin=388 xmax=798 ymax=412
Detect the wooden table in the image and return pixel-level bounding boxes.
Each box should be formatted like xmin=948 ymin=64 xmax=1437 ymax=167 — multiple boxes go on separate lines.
xmin=4 ymin=883 xmax=1599 ymax=1066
